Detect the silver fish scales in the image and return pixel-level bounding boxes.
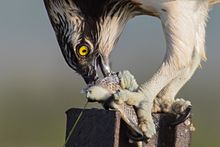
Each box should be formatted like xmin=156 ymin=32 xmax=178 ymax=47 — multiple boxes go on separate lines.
xmin=96 ymin=74 xmax=143 ymax=137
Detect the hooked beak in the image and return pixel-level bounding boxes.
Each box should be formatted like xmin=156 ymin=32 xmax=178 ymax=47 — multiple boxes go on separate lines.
xmin=82 ymin=55 xmax=111 ymax=85
xmin=97 ymin=55 xmax=111 ymax=77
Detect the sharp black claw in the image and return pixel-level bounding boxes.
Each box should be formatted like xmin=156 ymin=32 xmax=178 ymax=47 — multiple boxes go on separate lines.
xmin=170 ymin=105 xmax=192 ymax=126
xmin=126 ymin=129 xmax=149 ymax=142
xmin=128 ymin=133 xmax=149 ymax=142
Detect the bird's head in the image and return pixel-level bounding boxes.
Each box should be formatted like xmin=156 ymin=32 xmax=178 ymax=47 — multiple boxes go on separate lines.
xmin=44 ymin=0 xmax=140 ymax=84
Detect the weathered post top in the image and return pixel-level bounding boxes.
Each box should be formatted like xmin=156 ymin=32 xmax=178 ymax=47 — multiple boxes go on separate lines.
xmin=65 ymin=108 xmax=193 ymax=147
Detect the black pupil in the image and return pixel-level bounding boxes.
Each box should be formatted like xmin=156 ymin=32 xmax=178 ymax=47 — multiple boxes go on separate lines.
xmin=82 ymin=49 xmax=87 ymax=53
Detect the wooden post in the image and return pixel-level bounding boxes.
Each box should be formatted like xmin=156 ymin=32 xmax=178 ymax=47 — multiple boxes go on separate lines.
xmin=65 ymin=108 xmax=193 ymax=147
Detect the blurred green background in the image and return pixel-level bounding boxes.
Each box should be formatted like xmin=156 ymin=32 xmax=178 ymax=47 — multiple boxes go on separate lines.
xmin=0 ymin=1 xmax=219 ymax=147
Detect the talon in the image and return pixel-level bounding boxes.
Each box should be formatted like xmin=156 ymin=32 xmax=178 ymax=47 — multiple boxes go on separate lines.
xmin=113 ymin=93 xmax=124 ymax=104
xmin=170 ymin=105 xmax=192 ymax=126
xmin=126 ymin=129 xmax=149 ymax=142
xmin=87 ymin=99 xmax=96 ymax=102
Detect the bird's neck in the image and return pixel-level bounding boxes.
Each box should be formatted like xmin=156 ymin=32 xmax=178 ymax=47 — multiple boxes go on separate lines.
xmin=97 ymin=1 xmax=140 ymax=58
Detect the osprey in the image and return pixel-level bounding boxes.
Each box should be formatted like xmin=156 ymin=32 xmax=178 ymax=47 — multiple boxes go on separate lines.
xmin=44 ymin=0 xmax=141 ymax=84
xmin=44 ymin=0 xmax=220 ymax=140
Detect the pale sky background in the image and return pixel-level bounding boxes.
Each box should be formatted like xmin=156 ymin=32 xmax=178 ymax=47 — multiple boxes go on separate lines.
xmin=0 ymin=1 xmax=220 ymax=147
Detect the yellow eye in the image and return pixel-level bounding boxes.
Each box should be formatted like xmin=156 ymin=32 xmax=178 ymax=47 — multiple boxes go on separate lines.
xmin=78 ymin=45 xmax=89 ymax=56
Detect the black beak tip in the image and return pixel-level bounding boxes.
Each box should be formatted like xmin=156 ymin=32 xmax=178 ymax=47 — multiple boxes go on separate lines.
xmin=82 ymin=55 xmax=112 ymax=85
xmin=83 ymin=74 xmax=98 ymax=85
